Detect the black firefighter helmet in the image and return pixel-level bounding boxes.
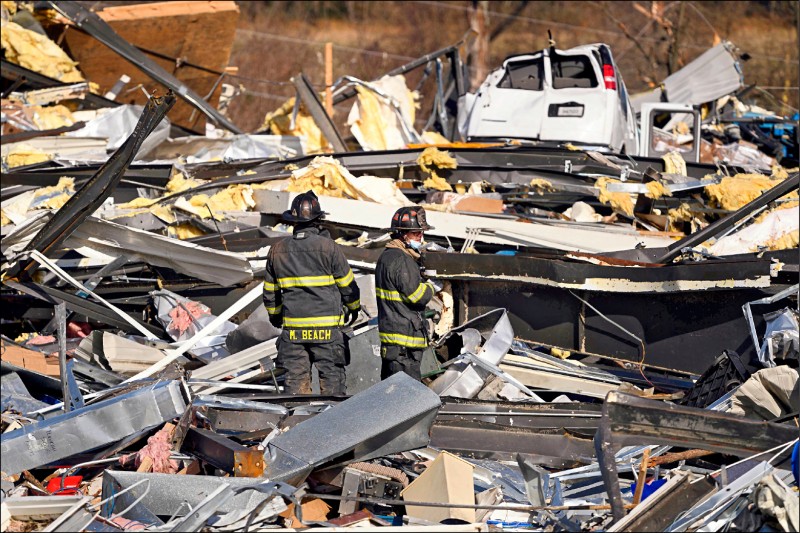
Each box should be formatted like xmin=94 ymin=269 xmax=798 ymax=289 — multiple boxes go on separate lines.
xmin=383 ymin=206 xmax=435 ymax=233
xmin=282 ymin=190 xmax=328 ymax=223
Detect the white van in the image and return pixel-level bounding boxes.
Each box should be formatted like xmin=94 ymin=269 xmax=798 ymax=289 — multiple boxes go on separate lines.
xmin=459 ymin=43 xmax=639 ymax=154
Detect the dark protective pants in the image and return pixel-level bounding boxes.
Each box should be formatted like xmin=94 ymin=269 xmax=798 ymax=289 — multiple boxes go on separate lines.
xmin=277 ymin=336 xmax=346 ymax=395
xmin=380 ymin=344 xmax=423 ymax=381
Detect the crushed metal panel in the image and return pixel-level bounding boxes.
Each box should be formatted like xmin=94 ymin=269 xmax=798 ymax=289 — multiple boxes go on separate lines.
xmin=265 ymin=372 xmax=441 ymax=484
xmin=1 ymin=371 xmax=50 ymax=414
xmin=429 ymin=419 xmax=595 ymax=467
xmin=101 ymin=470 xmax=287 ymax=519
xmin=662 ymin=41 xmax=743 ymax=106
xmin=48 ymin=1 xmax=241 ymax=134
xmin=66 ymin=216 xmax=254 ymax=287
xmin=606 ymin=470 xmax=716 ymax=532
xmin=0 ymin=380 xmax=187 ymax=476
xmin=3 ymin=279 xmax=164 ymax=338
xmin=595 ymin=391 xmax=798 ymax=523
xmin=4 ymin=92 xmax=176 ymax=280
xmin=292 ymin=72 xmax=347 ymax=152
xmin=181 ymin=427 xmax=265 ymax=477
xmin=429 ymin=308 xmax=515 ymax=398
xmin=254 ymin=189 xmax=673 ymax=254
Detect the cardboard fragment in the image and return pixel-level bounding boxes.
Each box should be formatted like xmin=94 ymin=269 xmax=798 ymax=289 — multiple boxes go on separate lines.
xmin=0 ymin=340 xmax=60 ymax=377
xmin=280 ymin=499 xmax=331 ymax=529
xmin=401 ymin=451 xmax=476 ymax=524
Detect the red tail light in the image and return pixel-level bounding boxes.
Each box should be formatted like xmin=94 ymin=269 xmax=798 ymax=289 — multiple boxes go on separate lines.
xmin=603 ymin=64 xmax=617 ymax=90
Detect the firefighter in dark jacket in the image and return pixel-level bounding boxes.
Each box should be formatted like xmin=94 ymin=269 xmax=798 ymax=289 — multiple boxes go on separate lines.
xmin=263 ymin=191 xmax=360 ymax=395
xmin=375 ymin=206 xmax=437 ymax=381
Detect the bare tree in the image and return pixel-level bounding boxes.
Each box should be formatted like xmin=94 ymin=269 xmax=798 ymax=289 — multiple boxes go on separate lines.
xmin=468 ymin=0 xmax=490 ymax=90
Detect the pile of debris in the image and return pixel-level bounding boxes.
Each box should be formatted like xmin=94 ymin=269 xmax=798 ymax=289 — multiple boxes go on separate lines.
xmin=1 ymin=1 xmax=798 ymax=531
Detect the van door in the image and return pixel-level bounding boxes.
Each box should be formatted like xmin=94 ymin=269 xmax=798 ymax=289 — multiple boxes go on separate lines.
xmin=539 ymin=51 xmax=610 ymax=146
xmin=465 ymin=54 xmax=546 ymax=140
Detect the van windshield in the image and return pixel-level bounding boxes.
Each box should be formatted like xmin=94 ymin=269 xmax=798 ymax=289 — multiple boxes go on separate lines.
xmin=550 ymin=54 xmax=598 ymax=89
xmin=498 ymin=57 xmax=544 ymax=90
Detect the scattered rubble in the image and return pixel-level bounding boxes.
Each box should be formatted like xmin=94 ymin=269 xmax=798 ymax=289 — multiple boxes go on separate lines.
xmin=1 ymin=1 xmax=798 ymax=531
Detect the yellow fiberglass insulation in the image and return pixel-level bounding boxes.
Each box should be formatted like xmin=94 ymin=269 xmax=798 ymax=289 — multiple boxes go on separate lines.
xmin=767 ymin=230 xmax=799 ymax=251
xmin=662 ymin=151 xmax=687 ymax=176
xmin=166 ymin=172 xmax=204 ymax=194
xmin=32 ymin=176 xmax=75 ymax=209
xmin=529 ymin=178 xmax=555 ymax=194
xmin=287 ymin=156 xmax=364 ymax=200
xmin=352 ymin=85 xmax=388 ymax=151
xmin=1 ymin=21 xmax=85 ymax=83
xmin=262 ymin=98 xmax=328 ymax=154
xmin=116 ymin=197 xmax=157 ymax=209
xmin=169 ymin=223 xmax=206 ymax=240
xmin=667 ymin=203 xmax=695 ymax=232
xmin=595 ymin=177 xmax=634 ymax=217
xmin=417 ymin=147 xmax=456 ymax=191
xmin=704 ymin=173 xmax=797 ymax=211
xmin=5 ymin=143 xmax=52 ymax=168
xmin=186 ymin=185 xmax=256 ymax=216
xmin=645 ymin=181 xmax=673 ymax=200
xmin=31 ymin=104 xmax=76 ymax=130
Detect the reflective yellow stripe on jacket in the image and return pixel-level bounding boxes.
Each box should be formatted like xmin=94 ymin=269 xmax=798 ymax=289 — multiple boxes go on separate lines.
xmin=344 ymin=299 xmax=361 ymax=310
xmin=376 ymin=282 xmax=430 ymax=304
xmin=277 ymin=275 xmax=335 ymax=288
xmin=283 ymin=315 xmax=345 ymax=327
xmin=379 ymin=332 xmax=427 ymax=348
xmin=265 ymin=304 xmax=282 ymax=315
xmin=335 ymin=269 xmax=354 ymax=287
xmin=407 ymin=282 xmax=430 ymax=303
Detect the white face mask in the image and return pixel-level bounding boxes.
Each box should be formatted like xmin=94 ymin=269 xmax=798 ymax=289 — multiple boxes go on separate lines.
xmin=407 ymin=238 xmax=423 ymax=251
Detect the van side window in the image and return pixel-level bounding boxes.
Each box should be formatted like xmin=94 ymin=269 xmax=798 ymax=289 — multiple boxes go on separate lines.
xmin=550 ymin=55 xmax=598 ymax=89
xmin=498 ymin=58 xmax=543 ymax=90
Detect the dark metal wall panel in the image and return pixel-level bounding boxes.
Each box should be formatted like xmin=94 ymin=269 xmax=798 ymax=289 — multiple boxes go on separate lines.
xmin=461 ymin=281 xmax=788 ymax=374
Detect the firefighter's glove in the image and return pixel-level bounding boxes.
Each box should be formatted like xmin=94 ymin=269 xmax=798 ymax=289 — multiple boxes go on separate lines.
xmin=268 ymin=313 xmax=282 ymax=329
xmin=344 ymin=307 xmax=360 ymax=327
xmin=430 ymin=280 xmax=444 ymax=293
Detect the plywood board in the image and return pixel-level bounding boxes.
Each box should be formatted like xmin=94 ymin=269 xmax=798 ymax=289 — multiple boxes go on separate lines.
xmin=62 ymin=1 xmax=239 ymax=131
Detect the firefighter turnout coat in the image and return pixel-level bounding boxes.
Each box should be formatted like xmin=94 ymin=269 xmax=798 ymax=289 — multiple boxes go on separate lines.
xmin=263 ymin=227 xmax=360 ymax=343
xmin=375 ymin=245 xmax=434 ymax=349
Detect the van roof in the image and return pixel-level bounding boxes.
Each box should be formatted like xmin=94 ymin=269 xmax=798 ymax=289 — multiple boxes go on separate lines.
xmin=501 ymin=43 xmax=607 ymax=66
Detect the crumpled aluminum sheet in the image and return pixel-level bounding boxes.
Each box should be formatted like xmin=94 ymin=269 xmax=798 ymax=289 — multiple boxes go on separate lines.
xmin=0 ymin=380 xmax=186 ymax=476
xmin=429 ymin=308 xmax=514 ymax=398
xmin=66 ymin=104 xmax=170 ymax=160
xmin=0 ymin=372 xmax=50 ymax=415
xmin=265 ymin=371 xmax=442 ymax=485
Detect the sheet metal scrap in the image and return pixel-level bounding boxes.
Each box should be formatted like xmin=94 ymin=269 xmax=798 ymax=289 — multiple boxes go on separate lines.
xmin=595 ymin=390 xmax=798 ymax=524
xmin=181 ymin=427 xmax=265 ymax=477
xmin=429 ymin=308 xmax=515 ymax=398
xmin=264 ymin=371 xmax=441 ymax=485
xmin=0 ymin=379 xmax=187 ymax=476
xmin=4 ymin=91 xmax=177 ymax=281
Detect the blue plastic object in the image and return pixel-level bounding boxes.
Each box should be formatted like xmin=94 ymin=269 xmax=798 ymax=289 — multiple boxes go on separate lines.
xmin=495 ymin=250 xmax=517 ymax=256
xmin=629 ymin=478 xmax=668 ymax=502
xmin=792 ymin=441 xmax=799 ymax=487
